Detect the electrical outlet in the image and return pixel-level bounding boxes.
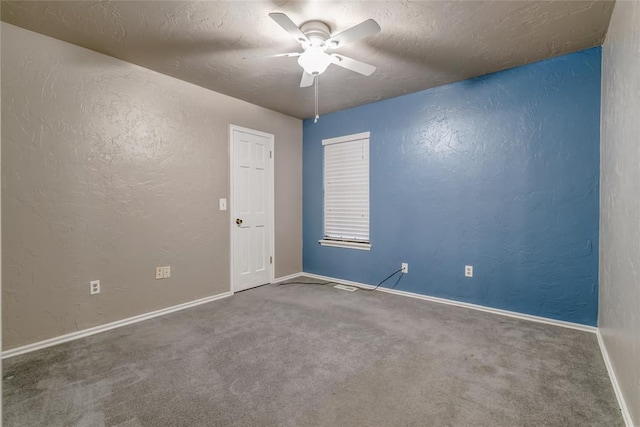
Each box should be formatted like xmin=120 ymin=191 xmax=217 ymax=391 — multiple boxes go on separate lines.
xmin=90 ymin=280 xmax=100 ymax=295
xmin=465 ymin=265 xmax=473 ymax=277
xmin=401 ymin=263 xmax=408 ymax=274
xmin=156 ymin=267 xmax=164 ymax=279
xmin=163 ymin=266 xmax=171 ymax=278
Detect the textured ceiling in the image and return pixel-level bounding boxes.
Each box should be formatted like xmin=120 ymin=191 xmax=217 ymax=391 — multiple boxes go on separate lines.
xmin=1 ymin=1 xmax=614 ymax=119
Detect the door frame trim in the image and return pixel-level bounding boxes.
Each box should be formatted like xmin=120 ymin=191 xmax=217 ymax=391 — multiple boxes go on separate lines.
xmin=229 ymin=125 xmax=275 ymax=294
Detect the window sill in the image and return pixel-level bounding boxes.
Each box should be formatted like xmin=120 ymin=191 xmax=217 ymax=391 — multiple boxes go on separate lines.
xmin=318 ymin=239 xmax=371 ymax=251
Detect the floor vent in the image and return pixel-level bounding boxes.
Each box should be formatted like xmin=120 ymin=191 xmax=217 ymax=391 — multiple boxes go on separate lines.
xmin=334 ymin=284 xmax=358 ymax=292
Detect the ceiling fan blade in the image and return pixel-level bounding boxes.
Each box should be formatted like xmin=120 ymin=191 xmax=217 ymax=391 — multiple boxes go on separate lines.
xmin=300 ymin=72 xmax=315 ymax=88
xmin=272 ymin=52 xmax=302 ymax=58
xmin=326 ymin=19 xmax=381 ymax=48
xmin=330 ymin=54 xmax=376 ymax=76
xmin=269 ymin=13 xmax=309 ymax=45
xmin=243 ymin=52 xmax=302 ymax=60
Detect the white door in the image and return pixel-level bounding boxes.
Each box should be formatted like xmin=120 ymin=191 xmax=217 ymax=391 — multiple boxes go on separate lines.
xmin=230 ymin=125 xmax=273 ymax=292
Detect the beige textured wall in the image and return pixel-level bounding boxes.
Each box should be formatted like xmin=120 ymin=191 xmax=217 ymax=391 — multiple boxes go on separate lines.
xmin=1 ymin=23 xmax=302 ymax=350
xmin=1 ymin=15 xmax=3 ymax=411
xmin=599 ymin=1 xmax=640 ymax=425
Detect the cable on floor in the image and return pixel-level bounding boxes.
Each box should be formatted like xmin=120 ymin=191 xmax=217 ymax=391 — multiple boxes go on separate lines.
xmin=277 ymin=267 xmax=404 ymax=292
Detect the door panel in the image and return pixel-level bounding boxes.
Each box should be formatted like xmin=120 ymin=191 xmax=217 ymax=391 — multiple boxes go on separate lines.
xmin=254 ymin=226 xmax=266 ymax=272
xmin=231 ymin=127 xmax=273 ymax=292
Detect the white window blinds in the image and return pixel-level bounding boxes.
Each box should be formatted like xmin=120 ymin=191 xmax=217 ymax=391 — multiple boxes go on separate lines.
xmin=323 ymin=132 xmax=370 ymax=244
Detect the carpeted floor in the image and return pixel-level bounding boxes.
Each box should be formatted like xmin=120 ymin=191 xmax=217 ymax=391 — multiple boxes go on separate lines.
xmin=3 ymin=278 xmax=623 ymax=426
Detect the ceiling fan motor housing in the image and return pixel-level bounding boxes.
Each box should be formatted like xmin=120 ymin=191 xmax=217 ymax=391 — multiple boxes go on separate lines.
xmin=300 ymin=21 xmax=332 ymax=48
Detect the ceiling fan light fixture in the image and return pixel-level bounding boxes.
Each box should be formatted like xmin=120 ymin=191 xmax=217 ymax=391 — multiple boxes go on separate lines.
xmin=298 ymin=47 xmax=332 ymax=75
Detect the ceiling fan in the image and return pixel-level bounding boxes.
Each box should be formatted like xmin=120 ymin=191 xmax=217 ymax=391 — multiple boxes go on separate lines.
xmin=267 ymin=13 xmax=381 ymax=88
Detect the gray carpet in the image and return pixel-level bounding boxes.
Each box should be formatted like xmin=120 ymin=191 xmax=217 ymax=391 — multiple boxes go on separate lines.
xmin=3 ymin=278 xmax=623 ymax=426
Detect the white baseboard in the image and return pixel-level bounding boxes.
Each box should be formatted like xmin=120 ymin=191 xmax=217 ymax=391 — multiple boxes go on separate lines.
xmin=272 ymin=272 xmax=304 ymax=284
xmin=2 ymin=291 xmax=232 ymax=359
xmin=596 ymin=330 xmax=635 ymax=427
xmin=301 ymin=273 xmax=597 ymax=334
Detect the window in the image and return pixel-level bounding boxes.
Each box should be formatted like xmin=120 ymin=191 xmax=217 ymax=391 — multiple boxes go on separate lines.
xmin=319 ymin=132 xmax=371 ymax=250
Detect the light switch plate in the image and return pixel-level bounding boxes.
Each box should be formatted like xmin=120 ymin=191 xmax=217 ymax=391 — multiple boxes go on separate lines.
xmin=219 ymin=198 xmax=227 ymax=211
xmin=163 ymin=266 xmax=171 ymax=278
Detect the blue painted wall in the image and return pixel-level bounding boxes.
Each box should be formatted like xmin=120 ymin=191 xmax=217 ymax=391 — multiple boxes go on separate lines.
xmin=303 ymin=47 xmax=601 ymax=326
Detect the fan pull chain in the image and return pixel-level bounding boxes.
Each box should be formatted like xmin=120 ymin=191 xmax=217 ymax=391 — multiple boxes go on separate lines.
xmin=314 ymin=74 xmax=319 ymax=124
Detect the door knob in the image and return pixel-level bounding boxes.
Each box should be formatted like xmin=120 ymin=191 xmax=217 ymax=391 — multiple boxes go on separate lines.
xmin=236 ymin=218 xmax=243 ymax=225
